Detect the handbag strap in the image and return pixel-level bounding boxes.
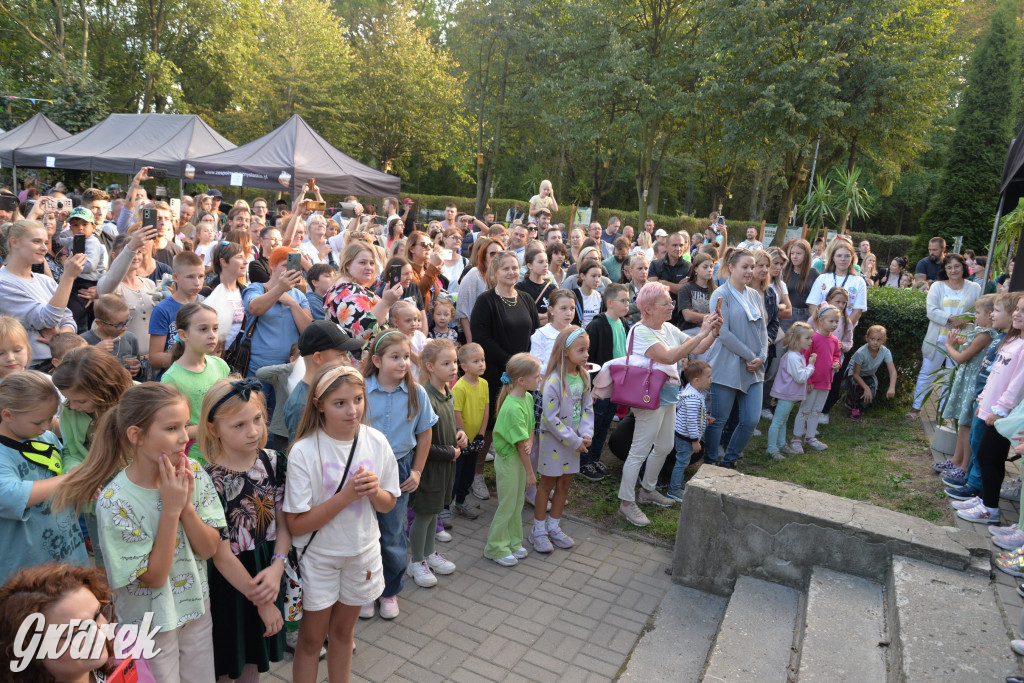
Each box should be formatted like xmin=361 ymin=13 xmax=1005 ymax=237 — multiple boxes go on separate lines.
xmin=298 ymin=429 xmax=359 ymax=563
xmin=533 ymin=281 xmax=552 ymax=307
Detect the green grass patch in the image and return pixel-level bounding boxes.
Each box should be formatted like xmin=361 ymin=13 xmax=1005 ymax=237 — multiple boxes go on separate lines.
xmin=559 ymin=400 xmax=953 ymax=545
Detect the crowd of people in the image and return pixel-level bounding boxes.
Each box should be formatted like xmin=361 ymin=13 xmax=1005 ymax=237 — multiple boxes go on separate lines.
xmin=0 ymin=172 xmax=1022 ymax=682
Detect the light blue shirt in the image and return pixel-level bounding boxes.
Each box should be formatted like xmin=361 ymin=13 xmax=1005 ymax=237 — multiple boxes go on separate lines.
xmin=242 ymin=283 xmax=310 ymax=374
xmin=0 ymin=431 xmax=87 ymax=584
xmin=365 ymin=376 xmax=438 ymax=458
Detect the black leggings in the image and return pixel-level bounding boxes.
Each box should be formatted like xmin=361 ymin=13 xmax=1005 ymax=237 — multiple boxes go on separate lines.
xmin=978 ymin=423 xmax=1012 ymax=509
xmin=822 ymin=350 xmax=851 ymax=414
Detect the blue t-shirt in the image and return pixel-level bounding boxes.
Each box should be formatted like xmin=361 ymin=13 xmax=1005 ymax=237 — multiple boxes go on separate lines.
xmin=149 ymin=296 xmax=186 ymax=351
xmin=365 ymin=376 xmax=438 ymax=458
xmin=306 ymin=292 xmax=326 ymax=321
xmin=0 ymin=431 xmax=88 ymax=584
xmin=974 ymin=331 xmax=1006 ymax=398
xmin=242 ymin=283 xmax=311 ymax=373
xmin=284 ymin=380 xmax=310 ymax=441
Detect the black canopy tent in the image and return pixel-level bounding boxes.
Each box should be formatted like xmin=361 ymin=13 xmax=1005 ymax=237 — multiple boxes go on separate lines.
xmin=0 ymin=113 xmax=70 ymax=188
xmin=182 ymin=114 xmax=400 ymax=199
xmin=986 ymin=128 xmax=1024 ymax=291
xmin=13 ymin=113 xmax=235 ymax=178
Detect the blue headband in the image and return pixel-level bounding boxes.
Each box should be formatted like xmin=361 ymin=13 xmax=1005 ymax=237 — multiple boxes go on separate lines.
xmin=565 ymin=328 xmax=584 ymax=348
xmin=373 ymin=329 xmax=403 ymax=354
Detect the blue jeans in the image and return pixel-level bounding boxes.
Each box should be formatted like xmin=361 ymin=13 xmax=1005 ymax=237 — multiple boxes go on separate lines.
xmin=583 ymin=398 xmax=618 ymax=466
xmin=766 ymin=399 xmax=796 ymax=454
xmin=669 ymin=435 xmax=695 ymax=494
xmin=966 ymin=412 xmax=985 ymax=491
xmin=376 ymin=452 xmax=412 ymax=598
xmin=705 ymin=382 xmax=763 ymax=465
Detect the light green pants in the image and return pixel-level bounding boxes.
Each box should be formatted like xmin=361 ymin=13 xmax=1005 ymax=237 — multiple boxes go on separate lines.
xmin=484 ymin=454 xmax=526 ymax=559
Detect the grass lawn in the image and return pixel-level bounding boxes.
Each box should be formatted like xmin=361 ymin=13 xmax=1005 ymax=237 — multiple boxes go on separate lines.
xmin=544 ymin=399 xmax=954 ymax=545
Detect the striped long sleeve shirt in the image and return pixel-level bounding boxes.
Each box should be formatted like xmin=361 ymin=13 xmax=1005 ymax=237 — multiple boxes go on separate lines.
xmin=675 ymin=384 xmax=708 ymax=443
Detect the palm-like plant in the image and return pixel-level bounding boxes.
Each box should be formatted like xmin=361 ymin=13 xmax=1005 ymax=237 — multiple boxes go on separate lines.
xmin=833 ymin=166 xmax=873 ymax=234
xmin=800 ymin=174 xmax=835 ymax=244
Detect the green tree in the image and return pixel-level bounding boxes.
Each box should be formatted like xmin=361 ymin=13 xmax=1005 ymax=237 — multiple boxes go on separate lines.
xmin=346 ymin=0 xmax=468 ymax=174
xmin=918 ymin=3 xmax=1023 ymax=253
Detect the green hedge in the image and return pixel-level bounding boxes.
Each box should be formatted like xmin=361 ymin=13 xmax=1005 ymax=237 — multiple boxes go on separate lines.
xmin=858 ymin=286 xmax=928 ymax=398
xmin=402 ymin=192 xmax=761 ymax=246
xmin=847 ymin=231 xmax=916 ymax=266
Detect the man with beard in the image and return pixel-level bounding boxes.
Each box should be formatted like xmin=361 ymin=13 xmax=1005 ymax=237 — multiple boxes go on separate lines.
xmin=648 ymin=231 xmax=691 ymax=325
xmin=915 ymin=237 xmax=946 ymax=284
xmin=602 ymin=237 xmax=631 ymax=283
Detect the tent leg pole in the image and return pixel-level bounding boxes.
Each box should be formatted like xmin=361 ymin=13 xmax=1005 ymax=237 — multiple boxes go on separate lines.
xmin=984 ymin=193 xmax=1006 ymax=287
xmin=12 ymin=165 xmax=16 ymax=193
xmin=179 ymin=178 xmax=184 ymax=199
xmin=90 ymin=171 xmax=94 ymax=188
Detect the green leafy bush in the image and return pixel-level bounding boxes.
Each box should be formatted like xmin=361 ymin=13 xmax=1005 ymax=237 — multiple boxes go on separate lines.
xmin=847 ymin=231 xmax=916 ymax=265
xmin=858 ymin=286 xmax=928 ymax=398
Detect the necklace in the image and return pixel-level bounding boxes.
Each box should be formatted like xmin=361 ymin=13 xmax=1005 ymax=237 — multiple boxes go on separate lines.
xmin=497 ymin=289 xmax=518 ymax=307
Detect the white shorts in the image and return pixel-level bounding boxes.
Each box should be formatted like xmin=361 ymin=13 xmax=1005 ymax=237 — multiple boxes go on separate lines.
xmin=300 ymin=544 xmax=384 ymax=612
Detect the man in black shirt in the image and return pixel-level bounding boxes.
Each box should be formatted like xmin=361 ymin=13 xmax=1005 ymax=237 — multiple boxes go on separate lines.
xmin=915 ymin=237 xmax=945 ymax=285
xmin=648 ymin=231 xmax=691 ymax=325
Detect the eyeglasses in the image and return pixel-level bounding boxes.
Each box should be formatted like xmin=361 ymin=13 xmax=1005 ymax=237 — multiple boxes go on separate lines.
xmin=96 ymin=315 xmax=132 ymax=330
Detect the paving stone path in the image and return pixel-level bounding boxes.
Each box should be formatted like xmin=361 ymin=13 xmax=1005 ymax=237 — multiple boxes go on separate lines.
xmin=261 ymin=498 xmax=674 ymax=682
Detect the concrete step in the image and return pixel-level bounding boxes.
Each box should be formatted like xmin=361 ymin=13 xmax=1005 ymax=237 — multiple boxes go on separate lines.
xmin=703 ymin=575 xmax=800 ymax=682
xmin=797 ymin=567 xmax=887 ymax=682
xmin=888 ymin=555 xmax=1018 ymax=682
xmin=619 ymin=583 xmax=727 ymax=682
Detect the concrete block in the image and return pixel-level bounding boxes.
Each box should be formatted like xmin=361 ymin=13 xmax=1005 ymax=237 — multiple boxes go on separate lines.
xmin=888 ymin=556 xmax=1018 ymax=682
xmin=930 ymin=425 xmax=957 ymax=456
xmin=703 ymin=576 xmax=799 ymax=682
xmin=798 ymin=567 xmax=888 ymax=682
xmin=673 ymin=468 xmax=977 ymax=595
xmin=619 ymin=583 xmax=727 ymax=682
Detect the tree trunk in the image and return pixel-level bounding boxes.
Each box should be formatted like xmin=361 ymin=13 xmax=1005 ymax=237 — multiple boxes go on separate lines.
xmin=78 ymin=0 xmax=88 ymax=68
xmin=774 ymin=182 xmax=799 ymax=247
xmin=647 ymin=171 xmax=660 ymax=215
xmin=684 ymin=175 xmax=696 ymax=215
xmin=472 ymin=40 xmax=495 ymax=218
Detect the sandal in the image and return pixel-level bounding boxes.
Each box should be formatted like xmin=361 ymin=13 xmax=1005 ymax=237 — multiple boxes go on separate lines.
xmin=904 ymin=410 xmax=920 ymax=421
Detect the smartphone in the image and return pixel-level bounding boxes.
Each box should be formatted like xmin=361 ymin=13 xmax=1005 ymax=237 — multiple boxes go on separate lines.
xmin=441 ymin=249 xmax=453 ymax=260
xmin=142 ymin=208 xmax=157 ymax=231
xmin=390 ymin=264 xmax=403 ymax=285
xmin=286 ymin=252 xmax=302 ymax=272
xmin=373 ymin=216 xmax=387 ymax=225
xmin=0 ymin=196 xmax=18 ymax=213
xmin=73 ymin=234 xmax=87 ymax=255
xmin=306 ymin=200 xmax=326 ymax=212
xmin=106 ymin=657 xmax=139 ymax=683
xmin=715 ymin=298 xmax=723 ymax=316
xmin=149 ymin=168 xmax=168 ymax=178
xmin=169 ymin=197 xmax=181 ymax=218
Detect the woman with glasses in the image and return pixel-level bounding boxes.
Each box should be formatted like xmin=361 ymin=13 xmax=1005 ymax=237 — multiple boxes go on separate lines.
xmin=97 ymin=227 xmax=161 ymax=358
xmin=0 ymin=564 xmax=156 ymax=682
xmin=406 ymin=230 xmax=444 ymax=315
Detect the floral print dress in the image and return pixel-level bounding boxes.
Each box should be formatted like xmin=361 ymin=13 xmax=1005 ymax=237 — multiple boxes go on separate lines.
xmin=204 ymin=449 xmax=286 ymax=679
xmin=324 ymin=280 xmax=381 ymax=360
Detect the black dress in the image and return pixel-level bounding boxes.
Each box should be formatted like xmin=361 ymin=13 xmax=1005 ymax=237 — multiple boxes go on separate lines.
xmin=470 ymin=289 xmax=539 ymax=430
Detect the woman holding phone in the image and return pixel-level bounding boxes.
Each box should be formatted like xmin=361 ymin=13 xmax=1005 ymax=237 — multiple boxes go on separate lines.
xmin=325 ymin=242 xmax=403 ymax=356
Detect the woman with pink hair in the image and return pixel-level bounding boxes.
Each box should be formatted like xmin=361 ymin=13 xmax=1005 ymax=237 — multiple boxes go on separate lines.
xmin=617 ymin=282 xmax=720 ymax=527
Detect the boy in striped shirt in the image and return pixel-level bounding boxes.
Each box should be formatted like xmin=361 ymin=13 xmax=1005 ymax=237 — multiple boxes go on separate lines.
xmin=668 ymin=360 xmax=712 ymax=501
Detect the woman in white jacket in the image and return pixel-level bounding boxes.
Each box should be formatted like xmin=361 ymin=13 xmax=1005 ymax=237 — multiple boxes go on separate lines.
xmin=907 ymin=253 xmax=980 ymax=419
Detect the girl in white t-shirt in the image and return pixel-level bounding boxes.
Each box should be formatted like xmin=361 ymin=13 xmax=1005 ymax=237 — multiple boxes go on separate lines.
xmin=282 ymin=363 xmax=400 ymax=683
xmin=806 ymin=237 xmax=867 ymax=329
xmin=573 ymin=258 xmax=604 ymax=328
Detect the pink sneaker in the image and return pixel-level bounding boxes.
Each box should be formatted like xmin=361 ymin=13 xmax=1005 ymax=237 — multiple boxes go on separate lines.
xmin=789 ymin=439 xmax=804 ymax=454
xmin=378 ymin=595 xmax=399 ymax=619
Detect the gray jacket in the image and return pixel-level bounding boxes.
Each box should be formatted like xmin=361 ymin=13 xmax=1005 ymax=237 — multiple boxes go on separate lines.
xmin=705 ymin=284 xmax=769 ymax=392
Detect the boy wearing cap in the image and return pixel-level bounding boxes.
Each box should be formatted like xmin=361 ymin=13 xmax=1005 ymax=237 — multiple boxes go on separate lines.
xmin=60 ymin=206 xmax=110 ymax=331
xmin=283 ymin=320 xmax=366 ymax=440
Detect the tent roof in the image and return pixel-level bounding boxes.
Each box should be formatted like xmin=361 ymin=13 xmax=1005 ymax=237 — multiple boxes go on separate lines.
xmin=0 ymin=114 xmax=70 ymax=167
xmin=183 ymin=114 xmax=400 ymax=197
xmin=13 ymin=114 xmax=234 ymax=175
xmin=1001 ymin=129 xmax=1024 ymax=211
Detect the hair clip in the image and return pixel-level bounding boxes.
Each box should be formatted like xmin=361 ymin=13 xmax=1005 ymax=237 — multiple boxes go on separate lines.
xmin=500 ymin=371 xmax=511 ymax=385
xmin=172 ymin=332 xmax=182 ymax=344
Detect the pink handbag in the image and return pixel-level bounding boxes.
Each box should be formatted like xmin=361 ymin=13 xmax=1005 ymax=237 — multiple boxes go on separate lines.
xmin=608 ymin=327 xmax=669 ymax=409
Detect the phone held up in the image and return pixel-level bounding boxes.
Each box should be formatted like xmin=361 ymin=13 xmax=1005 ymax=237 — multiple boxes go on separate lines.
xmin=72 ymin=234 xmax=87 ymax=255
xmin=306 ymin=200 xmax=327 ymax=212
xmin=390 ymin=264 xmax=402 ymax=285
xmin=142 ymin=208 xmax=157 ymax=231
xmin=286 ymin=252 xmax=302 ymax=272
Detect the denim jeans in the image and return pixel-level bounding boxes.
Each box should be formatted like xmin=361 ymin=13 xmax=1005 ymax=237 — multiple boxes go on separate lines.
xmin=583 ymin=398 xmax=618 ymax=467
xmin=705 ymin=382 xmax=763 ymax=465
xmin=766 ymin=399 xmax=797 ymax=454
xmin=669 ymin=435 xmax=695 ymax=494
xmin=376 ymin=452 xmax=412 ymax=598
xmin=966 ymin=410 xmax=984 ymax=491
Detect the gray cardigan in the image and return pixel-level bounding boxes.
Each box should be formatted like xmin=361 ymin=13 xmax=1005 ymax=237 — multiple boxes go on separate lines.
xmin=705 ymin=284 xmax=769 ymax=392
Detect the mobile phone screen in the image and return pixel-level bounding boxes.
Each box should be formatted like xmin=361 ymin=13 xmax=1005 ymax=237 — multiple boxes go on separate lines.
xmin=390 ymin=265 xmax=402 ymax=284
xmin=73 ymin=234 xmax=87 ymax=255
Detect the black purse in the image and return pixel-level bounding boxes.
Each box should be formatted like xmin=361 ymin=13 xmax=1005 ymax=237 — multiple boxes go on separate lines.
xmin=224 ymin=316 xmax=258 ymax=376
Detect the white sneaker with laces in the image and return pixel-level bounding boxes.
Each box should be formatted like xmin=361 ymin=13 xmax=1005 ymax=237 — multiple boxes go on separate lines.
xmin=425 ymin=552 xmax=456 ymax=575
xmin=407 ymin=560 xmax=437 ymax=587
xmin=471 ymin=474 xmax=490 ymax=500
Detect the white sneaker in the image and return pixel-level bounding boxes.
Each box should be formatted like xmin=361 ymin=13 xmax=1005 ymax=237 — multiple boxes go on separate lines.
xmin=407 ymin=560 xmax=437 ymax=587
xmin=471 ymin=474 xmax=490 ymax=500
xmin=761 ymin=409 xmax=774 ymax=420
xmin=819 ymin=414 xmax=830 ymax=425
xmin=491 ymin=554 xmax=518 ymax=567
xmin=435 ymin=529 xmax=452 ymax=543
xmin=425 ymin=552 xmax=456 ymax=575
xmin=512 ymin=546 xmax=529 ymax=559
xmin=618 ymin=502 xmax=651 ymax=527
xmin=359 ymin=602 xmax=375 ymax=619
xmin=485 ymin=445 xmax=496 ymax=462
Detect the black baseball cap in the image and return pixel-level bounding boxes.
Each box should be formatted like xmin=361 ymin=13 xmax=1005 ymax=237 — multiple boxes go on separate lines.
xmin=298 ymin=320 xmax=366 ymax=356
